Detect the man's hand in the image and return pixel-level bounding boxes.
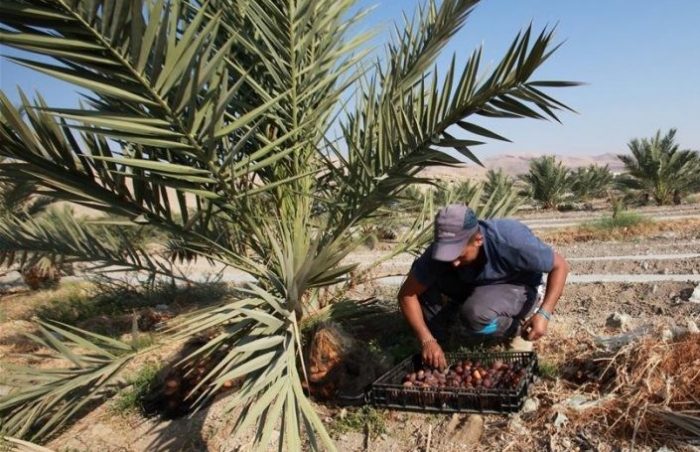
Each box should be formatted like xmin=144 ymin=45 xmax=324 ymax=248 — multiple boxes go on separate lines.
xmin=422 ymin=340 xmax=447 ymax=370
xmin=521 ymin=314 xmax=548 ymax=341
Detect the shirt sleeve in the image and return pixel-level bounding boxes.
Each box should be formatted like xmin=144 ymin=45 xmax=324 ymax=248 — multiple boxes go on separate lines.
xmin=502 ymin=224 xmax=555 ymax=273
xmin=410 ymin=244 xmax=439 ymax=287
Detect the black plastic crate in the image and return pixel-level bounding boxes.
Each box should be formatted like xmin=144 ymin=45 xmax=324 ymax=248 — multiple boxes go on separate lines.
xmin=368 ymin=351 xmax=537 ymax=414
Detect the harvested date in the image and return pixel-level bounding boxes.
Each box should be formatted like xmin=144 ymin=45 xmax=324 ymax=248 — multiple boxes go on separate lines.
xmin=401 ymin=359 xmax=527 ymax=390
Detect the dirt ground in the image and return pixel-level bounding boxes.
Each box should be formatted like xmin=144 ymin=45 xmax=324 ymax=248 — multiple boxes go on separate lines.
xmin=1 ymin=206 xmax=700 ymax=451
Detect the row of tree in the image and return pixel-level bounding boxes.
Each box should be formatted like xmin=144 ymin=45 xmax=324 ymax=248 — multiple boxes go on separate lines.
xmin=426 ymin=128 xmax=700 ymax=211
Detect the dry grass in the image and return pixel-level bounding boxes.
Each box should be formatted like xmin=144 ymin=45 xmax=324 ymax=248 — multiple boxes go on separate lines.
xmin=594 ymin=333 xmax=700 ymax=444
xmin=559 ymin=332 xmax=700 ymax=448
xmin=542 ymin=218 xmax=700 ymax=245
xmin=478 ymin=326 xmax=700 ymax=451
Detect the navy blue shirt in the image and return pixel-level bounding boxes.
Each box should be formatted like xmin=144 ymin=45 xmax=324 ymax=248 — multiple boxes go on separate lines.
xmin=411 ymin=219 xmax=554 ymax=300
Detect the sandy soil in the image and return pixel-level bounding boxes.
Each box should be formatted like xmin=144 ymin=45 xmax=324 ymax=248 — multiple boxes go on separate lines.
xmin=2 ymin=207 xmax=700 ymax=451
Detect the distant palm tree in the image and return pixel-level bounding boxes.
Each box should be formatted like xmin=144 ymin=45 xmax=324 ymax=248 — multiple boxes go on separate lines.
xmin=484 ymin=168 xmax=516 ymax=199
xmin=617 ymin=129 xmax=700 ymax=205
xmin=518 ymin=155 xmax=572 ymax=209
xmin=569 ymin=164 xmax=613 ymax=202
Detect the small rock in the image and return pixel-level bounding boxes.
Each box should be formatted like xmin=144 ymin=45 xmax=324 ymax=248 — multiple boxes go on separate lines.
xmin=521 ymin=397 xmax=539 ymax=414
xmin=380 ymin=433 xmax=388 ymax=441
xmin=510 ymin=336 xmax=533 ymax=352
xmin=564 ymin=394 xmax=611 ymax=411
xmin=508 ymin=415 xmax=528 ymax=435
xmin=448 ymin=414 xmax=483 ymax=444
xmin=606 ymin=312 xmax=633 ymax=331
xmin=661 ymin=329 xmax=674 ymax=341
xmin=553 ymin=412 xmax=568 ymax=428
xmin=688 ymin=285 xmax=700 ymax=303
xmin=687 ymin=320 xmax=699 ymax=334
xmin=651 ymin=284 xmax=658 ymax=294
xmin=560 ymin=438 xmax=573 ymax=451
xmin=641 ymin=261 xmax=650 ymax=271
xmin=662 ymin=268 xmax=670 ymax=275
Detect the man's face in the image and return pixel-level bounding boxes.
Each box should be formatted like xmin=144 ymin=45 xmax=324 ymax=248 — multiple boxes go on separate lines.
xmin=451 ymin=233 xmax=484 ymax=267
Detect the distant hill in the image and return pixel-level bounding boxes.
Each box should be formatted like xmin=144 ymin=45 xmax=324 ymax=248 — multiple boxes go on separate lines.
xmin=420 ymin=152 xmax=627 ymax=181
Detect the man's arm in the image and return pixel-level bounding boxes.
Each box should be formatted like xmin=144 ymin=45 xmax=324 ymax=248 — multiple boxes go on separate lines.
xmin=523 ymin=251 xmax=569 ymax=341
xmin=397 ymin=273 xmax=447 ymax=369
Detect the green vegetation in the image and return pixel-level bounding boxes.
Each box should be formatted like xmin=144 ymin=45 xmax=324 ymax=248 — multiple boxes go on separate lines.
xmin=570 ymin=165 xmax=613 ymax=202
xmin=367 ymin=331 xmax=415 ymax=365
xmin=0 ymin=0 xmax=575 ymax=446
xmin=519 ymin=156 xmax=573 ymax=209
xmin=617 ymin=129 xmax=700 ymax=205
xmin=584 ymin=212 xmax=648 ymax=231
xmin=110 ymin=363 xmax=161 ymax=416
xmin=537 ymin=360 xmax=560 ymax=379
xmin=428 ymin=179 xmax=523 ymax=219
xmin=484 ymin=168 xmax=517 ymax=201
xmin=330 ymin=406 xmax=387 ymax=439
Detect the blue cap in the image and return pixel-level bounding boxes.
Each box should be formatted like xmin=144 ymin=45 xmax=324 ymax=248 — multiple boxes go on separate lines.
xmin=432 ymin=204 xmax=479 ymax=261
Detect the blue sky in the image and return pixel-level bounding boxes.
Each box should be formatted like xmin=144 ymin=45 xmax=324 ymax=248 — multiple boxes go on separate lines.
xmin=2 ymin=0 xmax=699 ymax=158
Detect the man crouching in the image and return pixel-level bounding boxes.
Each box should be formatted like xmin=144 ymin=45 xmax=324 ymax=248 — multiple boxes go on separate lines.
xmin=398 ymin=204 xmax=569 ymax=369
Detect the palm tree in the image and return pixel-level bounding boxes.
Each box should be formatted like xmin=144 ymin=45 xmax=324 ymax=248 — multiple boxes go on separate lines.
xmin=0 ymin=156 xmax=66 ymax=288
xmin=432 ymin=177 xmax=521 ymax=218
xmin=518 ymin=155 xmax=572 ymax=209
xmin=617 ymin=129 xmax=700 ymax=205
xmin=0 ymin=0 xmax=576 ymax=446
xmin=480 ymin=169 xmax=523 ymax=216
xmin=484 ymin=168 xmax=519 ymax=202
xmin=569 ymin=164 xmax=613 ymax=202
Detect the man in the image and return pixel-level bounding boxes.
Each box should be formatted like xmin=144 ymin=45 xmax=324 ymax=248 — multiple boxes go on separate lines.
xmin=397 ymin=204 xmax=569 ymax=369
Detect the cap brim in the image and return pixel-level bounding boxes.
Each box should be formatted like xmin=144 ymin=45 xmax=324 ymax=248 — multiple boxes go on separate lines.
xmin=432 ymin=238 xmax=469 ymax=262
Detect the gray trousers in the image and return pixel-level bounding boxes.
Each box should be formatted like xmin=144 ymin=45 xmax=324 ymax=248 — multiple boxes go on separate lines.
xmin=419 ymin=284 xmax=538 ymax=342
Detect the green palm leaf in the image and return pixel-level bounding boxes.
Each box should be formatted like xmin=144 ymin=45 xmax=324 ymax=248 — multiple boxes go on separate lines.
xmin=0 ymin=321 xmax=141 ymax=441
xmin=518 ymin=155 xmax=573 ymax=209
xmin=617 ymin=129 xmax=700 ymax=205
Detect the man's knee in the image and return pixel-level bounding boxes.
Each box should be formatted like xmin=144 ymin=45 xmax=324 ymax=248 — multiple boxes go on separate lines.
xmin=460 ymin=306 xmax=515 ymax=336
xmin=460 ymin=302 xmax=491 ymax=332
xmin=459 ymin=286 xmax=520 ymax=337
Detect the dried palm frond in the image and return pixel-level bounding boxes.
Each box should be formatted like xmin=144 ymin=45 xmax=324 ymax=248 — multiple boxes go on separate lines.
xmin=0 ymin=436 xmax=55 ymax=452
xmin=567 ymin=332 xmax=700 ymax=447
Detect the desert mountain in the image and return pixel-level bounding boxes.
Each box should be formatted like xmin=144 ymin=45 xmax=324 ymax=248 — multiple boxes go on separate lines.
xmin=420 ymin=152 xmax=626 ymax=181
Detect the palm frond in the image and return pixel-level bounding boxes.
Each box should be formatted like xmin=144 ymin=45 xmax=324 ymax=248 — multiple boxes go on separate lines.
xmin=0 ymin=436 xmax=55 ymax=452
xmin=165 ymin=288 xmax=335 ymax=451
xmin=0 ymin=321 xmax=140 ymax=441
xmin=0 ymin=0 xmax=290 ymax=232
xmin=331 ymin=17 xmax=578 ymax=227
xmin=570 ymin=164 xmax=613 ymax=201
xmin=518 ymin=155 xmax=572 ymax=209
xmin=0 ymin=206 xmax=181 ymax=278
xmin=617 ymin=129 xmax=700 ymax=205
